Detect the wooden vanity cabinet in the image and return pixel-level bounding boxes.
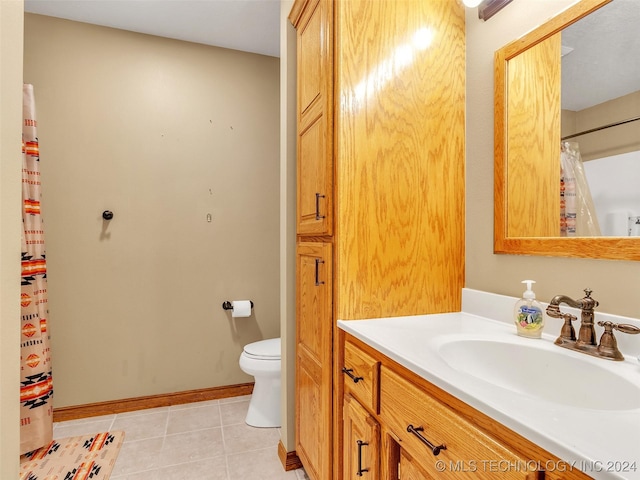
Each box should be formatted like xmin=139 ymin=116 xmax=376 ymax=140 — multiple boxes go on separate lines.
xmin=342 ymin=340 xmax=382 ymax=479
xmin=296 ymin=242 xmax=333 ymax=480
xmin=398 ymin=448 xmax=438 ymax=480
xmin=343 ymin=394 xmax=380 ymax=480
xmin=380 ymin=366 xmax=534 ymax=480
xmin=291 ymin=0 xmax=333 ymax=237
xmin=290 ymin=0 xmax=335 ymax=478
xmin=289 ymin=0 xmax=465 ymax=477
xmin=343 ymin=339 xmax=380 ymax=414
xmin=343 ymin=335 xmax=594 ymax=480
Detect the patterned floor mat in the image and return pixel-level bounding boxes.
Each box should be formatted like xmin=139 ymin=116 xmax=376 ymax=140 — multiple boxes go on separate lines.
xmin=20 ymin=431 xmax=125 ymax=480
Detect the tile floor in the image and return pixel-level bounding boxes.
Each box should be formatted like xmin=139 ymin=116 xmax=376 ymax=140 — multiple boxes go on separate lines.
xmin=53 ymin=395 xmax=309 ymax=480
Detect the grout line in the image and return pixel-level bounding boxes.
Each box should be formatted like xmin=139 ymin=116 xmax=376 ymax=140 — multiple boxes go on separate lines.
xmin=160 ymin=410 xmax=171 ymax=450
xmin=216 ymin=402 xmax=225 ymax=440
xmin=163 ymin=425 xmax=224 ymax=440
xmin=224 ymin=448 xmax=231 ymax=480
xmin=225 ymin=444 xmax=284 ymax=457
xmin=220 ymin=408 xmax=227 ymax=454
xmin=60 ymin=395 xmax=290 ymax=479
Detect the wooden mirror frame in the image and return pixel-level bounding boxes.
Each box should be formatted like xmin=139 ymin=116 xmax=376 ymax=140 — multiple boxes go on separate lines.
xmin=494 ymin=0 xmax=640 ymax=261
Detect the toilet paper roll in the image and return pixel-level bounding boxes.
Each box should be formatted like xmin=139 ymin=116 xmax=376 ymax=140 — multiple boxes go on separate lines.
xmin=231 ymin=300 xmax=252 ymax=318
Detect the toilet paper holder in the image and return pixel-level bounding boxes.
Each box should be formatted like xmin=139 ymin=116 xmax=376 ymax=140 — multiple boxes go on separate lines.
xmin=222 ymin=300 xmax=254 ymax=311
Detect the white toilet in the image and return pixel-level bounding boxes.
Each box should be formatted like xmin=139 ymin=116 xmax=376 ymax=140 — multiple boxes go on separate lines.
xmin=239 ymin=337 xmax=281 ymax=428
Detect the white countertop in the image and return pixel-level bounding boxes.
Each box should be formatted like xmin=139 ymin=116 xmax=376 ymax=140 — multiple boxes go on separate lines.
xmin=337 ymin=289 xmax=640 ymax=480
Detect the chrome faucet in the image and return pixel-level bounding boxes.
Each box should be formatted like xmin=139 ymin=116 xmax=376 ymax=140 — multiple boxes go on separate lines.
xmin=546 ymin=289 xmax=640 ymax=361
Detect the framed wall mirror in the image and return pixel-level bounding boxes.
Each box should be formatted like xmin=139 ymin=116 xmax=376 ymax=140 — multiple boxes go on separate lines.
xmin=494 ymin=0 xmax=640 ymax=260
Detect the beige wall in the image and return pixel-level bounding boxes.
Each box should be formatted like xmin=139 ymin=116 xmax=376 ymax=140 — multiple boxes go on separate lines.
xmin=466 ymin=1 xmax=640 ymax=319
xmin=5 ymin=1 xmax=639 ymax=469
xmin=1 ymin=1 xmax=24 ymax=476
xmin=24 ymin=14 xmax=280 ymax=407
xmin=563 ymin=90 xmax=640 ymax=161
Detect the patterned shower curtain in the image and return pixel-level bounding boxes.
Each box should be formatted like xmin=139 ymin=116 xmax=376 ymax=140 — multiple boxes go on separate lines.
xmin=560 ymin=141 xmax=601 ymax=237
xmin=20 ymin=84 xmax=53 ymax=455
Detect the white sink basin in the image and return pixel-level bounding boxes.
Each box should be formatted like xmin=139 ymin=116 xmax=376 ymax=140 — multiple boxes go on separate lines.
xmin=437 ymin=337 xmax=640 ymax=411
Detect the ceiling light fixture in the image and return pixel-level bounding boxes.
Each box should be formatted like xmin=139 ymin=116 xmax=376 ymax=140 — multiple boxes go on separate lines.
xmin=477 ymin=0 xmax=514 ymax=21
xmin=463 ymin=0 xmax=514 ymax=21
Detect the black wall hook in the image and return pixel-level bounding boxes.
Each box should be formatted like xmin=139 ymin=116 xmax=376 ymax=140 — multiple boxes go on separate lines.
xmin=102 ymin=210 xmax=114 ymax=220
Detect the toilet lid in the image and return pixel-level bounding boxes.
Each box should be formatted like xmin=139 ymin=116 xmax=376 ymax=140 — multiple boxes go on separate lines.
xmin=243 ymin=338 xmax=281 ymax=359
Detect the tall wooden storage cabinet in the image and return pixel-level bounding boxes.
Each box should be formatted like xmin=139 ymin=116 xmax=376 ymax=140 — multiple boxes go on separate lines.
xmin=289 ymin=0 xmax=465 ymax=479
xmin=290 ymin=1 xmax=335 ymax=479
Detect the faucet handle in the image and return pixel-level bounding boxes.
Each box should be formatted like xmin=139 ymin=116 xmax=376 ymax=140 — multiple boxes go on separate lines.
xmin=546 ymin=304 xmax=577 ymax=344
xmin=598 ymin=321 xmax=640 ymax=335
xmin=596 ymin=321 xmax=640 ymax=361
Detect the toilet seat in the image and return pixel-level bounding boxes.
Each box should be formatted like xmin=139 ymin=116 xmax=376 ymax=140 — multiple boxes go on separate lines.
xmin=243 ymin=338 xmax=281 ymax=360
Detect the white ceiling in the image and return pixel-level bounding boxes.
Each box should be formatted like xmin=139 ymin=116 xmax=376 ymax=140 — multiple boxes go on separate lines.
xmin=24 ymin=0 xmax=281 ymax=58
xmin=23 ymin=0 xmax=639 ymax=112
xmin=561 ymin=0 xmax=640 ymax=111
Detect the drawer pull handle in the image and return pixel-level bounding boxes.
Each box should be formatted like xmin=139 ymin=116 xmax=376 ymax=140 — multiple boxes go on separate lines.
xmin=314 ymin=258 xmax=325 ymax=286
xmin=315 ymin=193 xmax=326 ymax=220
xmin=342 ymin=367 xmax=364 ymax=383
xmin=407 ymin=424 xmax=446 ymax=456
xmin=356 ymin=439 xmax=369 ymax=476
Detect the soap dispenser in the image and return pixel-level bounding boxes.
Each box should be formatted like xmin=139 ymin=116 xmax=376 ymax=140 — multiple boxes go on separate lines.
xmin=514 ymin=280 xmax=544 ymax=338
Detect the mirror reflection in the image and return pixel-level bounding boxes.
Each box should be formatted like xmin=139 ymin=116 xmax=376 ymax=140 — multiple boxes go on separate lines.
xmin=560 ymin=0 xmax=640 ymax=238
xmin=500 ymin=0 xmax=640 ymax=241
xmin=494 ymin=0 xmax=640 ymax=260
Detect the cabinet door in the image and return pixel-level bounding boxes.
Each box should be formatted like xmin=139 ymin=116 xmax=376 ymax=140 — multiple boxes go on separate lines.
xmin=343 ymin=394 xmax=380 ymax=480
xmin=399 ymin=449 xmax=436 ymax=480
xmin=294 ymin=0 xmax=333 ymax=236
xmin=296 ymin=242 xmax=333 ymax=480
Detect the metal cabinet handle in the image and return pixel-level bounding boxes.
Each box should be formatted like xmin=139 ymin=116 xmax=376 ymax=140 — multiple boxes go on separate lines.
xmin=356 ymin=439 xmax=369 ymax=476
xmin=342 ymin=367 xmax=363 ymax=383
xmin=407 ymin=424 xmax=446 ymax=456
xmin=314 ymin=258 xmax=325 ymax=286
xmin=315 ymin=193 xmax=326 ymax=220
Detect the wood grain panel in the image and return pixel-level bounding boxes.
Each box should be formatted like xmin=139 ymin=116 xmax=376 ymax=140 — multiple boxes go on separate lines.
xmin=399 ymin=448 xmax=436 ymax=480
xmin=298 ymin=100 xmax=333 ymax=235
xmin=295 ymin=0 xmax=333 ymax=237
xmin=343 ymin=339 xmax=380 ymax=414
xmin=381 ymin=366 xmax=534 ymax=480
xmin=506 ymin=34 xmax=560 ymax=237
xmin=335 ymin=0 xmax=465 ymax=320
xmin=296 ymin=242 xmax=333 ymax=480
xmin=297 ymin=0 xmax=322 ymax=116
xmin=343 ymin=394 xmax=380 ymax=480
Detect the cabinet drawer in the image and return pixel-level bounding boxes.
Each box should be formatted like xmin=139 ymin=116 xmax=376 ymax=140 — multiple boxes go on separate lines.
xmin=343 ymin=340 xmax=380 ymax=413
xmin=380 ymin=366 xmax=534 ymax=479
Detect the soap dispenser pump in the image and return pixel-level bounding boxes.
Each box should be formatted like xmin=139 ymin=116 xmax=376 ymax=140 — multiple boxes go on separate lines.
xmin=514 ymin=280 xmax=545 ymax=338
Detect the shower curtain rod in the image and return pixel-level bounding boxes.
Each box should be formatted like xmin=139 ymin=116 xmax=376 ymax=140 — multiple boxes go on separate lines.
xmin=561 ymin=115 xmax=640 ymax=141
